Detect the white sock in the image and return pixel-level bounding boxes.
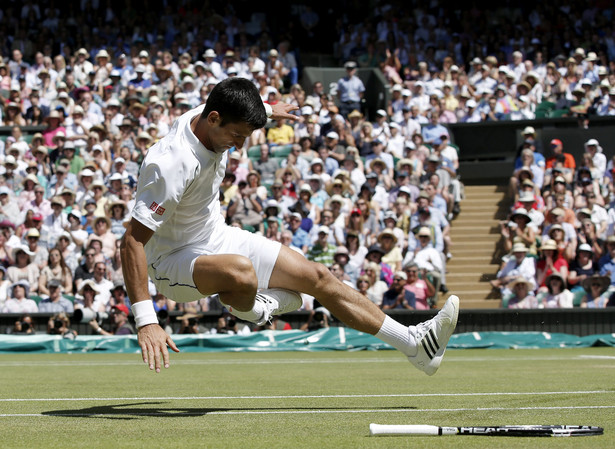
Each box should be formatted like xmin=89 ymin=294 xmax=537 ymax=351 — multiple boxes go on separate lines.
xmin=375 ymin=315 xmax=417 ymax=357
xmin=221 ymin=298 xmax=265 ymax=323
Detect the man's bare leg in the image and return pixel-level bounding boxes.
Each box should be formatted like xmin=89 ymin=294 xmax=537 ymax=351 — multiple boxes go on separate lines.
xmin=268 ymin=246 xmax=459 ymax=375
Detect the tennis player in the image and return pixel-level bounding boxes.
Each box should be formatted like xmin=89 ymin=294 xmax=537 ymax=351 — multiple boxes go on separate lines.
xmin=121 ymin=77 xmax=459 ymax=375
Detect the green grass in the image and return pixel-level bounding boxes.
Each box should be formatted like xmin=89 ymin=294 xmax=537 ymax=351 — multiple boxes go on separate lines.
xmin=0 ymin=348 xmax=613 ymax=448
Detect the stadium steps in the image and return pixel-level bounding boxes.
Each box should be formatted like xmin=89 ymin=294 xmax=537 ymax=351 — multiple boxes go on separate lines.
xmin=437 ymin=185 xmax=510 ymax=309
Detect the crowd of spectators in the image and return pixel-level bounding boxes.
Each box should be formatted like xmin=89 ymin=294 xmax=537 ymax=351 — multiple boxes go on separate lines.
xmin=493 ymin=127 xmax=615 ymax=309
xmin=1 ymin=1 xmax=615 ymax=333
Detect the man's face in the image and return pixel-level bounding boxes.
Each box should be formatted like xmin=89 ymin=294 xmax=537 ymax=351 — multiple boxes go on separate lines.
xmin=49 ymin=285 xmax=61 ymax=299
xmin=94 ymin=263 xmax=106 ymax=280
xmin=289 ymin=216 xmax=301 ymax=230
xmin=551 ymin=143 xmax=563 ymax=154
xmin=514 ymin=251 xmax=526 ymax=263
xmin=206 ymin=115 xmax=254 ymax=154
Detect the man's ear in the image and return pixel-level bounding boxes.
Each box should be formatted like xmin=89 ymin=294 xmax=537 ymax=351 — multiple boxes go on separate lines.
xmin=205 ymin=110 xmax=222 ymax=126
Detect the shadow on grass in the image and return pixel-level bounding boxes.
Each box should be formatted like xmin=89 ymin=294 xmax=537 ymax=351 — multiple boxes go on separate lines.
xmin=42 ymin=402 xmax=418 ymax=420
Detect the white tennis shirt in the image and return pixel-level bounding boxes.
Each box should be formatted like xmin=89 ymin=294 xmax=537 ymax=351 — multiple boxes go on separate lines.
xmin=132 ymin=104 xmax=228 ymax=265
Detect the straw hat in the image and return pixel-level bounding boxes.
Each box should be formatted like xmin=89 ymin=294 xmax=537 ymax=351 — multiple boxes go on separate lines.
xmin=582 ymin=274 xmax=610 ymax=294
xmin=377 ymin=228 xmax=398 ymax=244
xmin=540 ymin=239 xmax=558 ymax=251
xmin=512 ymin=243 xmax=528 ymax=253
xmin=508 ymin=276 xmax=533 ymax=290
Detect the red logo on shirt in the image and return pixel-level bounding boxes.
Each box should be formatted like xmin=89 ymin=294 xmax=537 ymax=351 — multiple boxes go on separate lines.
xmin=149 ymin=201 xmax=165 ymax=215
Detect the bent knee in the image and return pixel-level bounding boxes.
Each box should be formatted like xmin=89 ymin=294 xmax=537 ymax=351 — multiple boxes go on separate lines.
xmin=305 ymin=261 xmax=334 ymax=290
xmin=227 ymin=256 xmax=258 ymax=291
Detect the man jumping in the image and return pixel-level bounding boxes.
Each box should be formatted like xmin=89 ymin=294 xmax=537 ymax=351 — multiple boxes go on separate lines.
xmin=121 ymin=77 xmax=459 ymax=376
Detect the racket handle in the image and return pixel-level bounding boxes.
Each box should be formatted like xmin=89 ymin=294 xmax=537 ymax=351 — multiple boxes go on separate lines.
xmin=370 ymin=424 xmax=457 ymax=436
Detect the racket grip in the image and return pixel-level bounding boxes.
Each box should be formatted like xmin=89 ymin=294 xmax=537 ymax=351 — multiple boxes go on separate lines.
xmin=370 ymin=424 xmax=446 ymax=436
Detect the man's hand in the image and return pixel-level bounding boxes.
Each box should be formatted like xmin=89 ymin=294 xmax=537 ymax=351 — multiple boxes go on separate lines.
xmin=270 ymin=102 xmax=299 ymax=121
xmin=137 ymin=324 xmax=180 ymax=373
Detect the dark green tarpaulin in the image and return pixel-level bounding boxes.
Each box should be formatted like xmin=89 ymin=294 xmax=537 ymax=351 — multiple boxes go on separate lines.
xmin=0 ymin=329 xmax=614 ymax=354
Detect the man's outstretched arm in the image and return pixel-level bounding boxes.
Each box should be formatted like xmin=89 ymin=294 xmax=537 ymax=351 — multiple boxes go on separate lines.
xmin=121 ymin=218 xmax=179 ymax=373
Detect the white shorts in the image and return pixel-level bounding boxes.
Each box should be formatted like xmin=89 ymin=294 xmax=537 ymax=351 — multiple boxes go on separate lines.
xmin=148 ymin=225 xmax=282 ymax=303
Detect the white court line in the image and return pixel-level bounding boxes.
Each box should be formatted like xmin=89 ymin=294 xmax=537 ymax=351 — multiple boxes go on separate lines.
xmin=0 ymin=390 xmax=610 ymax=402
xmin=1 ymin=353 xmax=612 ymax=367
xmin=0 ymin=405 xmax=614 ymax=418
xmin=579 ymin=355 xmax=615 ymax=360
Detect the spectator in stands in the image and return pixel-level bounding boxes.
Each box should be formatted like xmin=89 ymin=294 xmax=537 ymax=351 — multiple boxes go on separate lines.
xmin=90 ymin=303 xmax=135 ymax=335
xmin=38 ymin=248 xmax=72 ymax=296
xmin=381 ymin=271 xmax=415 ymax=310
xmin=547 ymin=223 xmax=575 ymax=262
xmin=109 ymin=280 xmax=129 ymax=309
xmin=46 ymin=312 xmax=77 ymax=339
xmin=42 ymin=196 xmax=68 ymax=248
xmin=403 ymin=261 xmax=436 ymax=310
xmin=584 ymin=139 xmax=607 ymax=180
xmin=536 ymin=239 xmax=569 ymax=292
xmin=503 ymin=277 xmax=538 ymax=309
xmin=568 ymin=243 xmax=598 ymax=289
xmin=378 ymin=228 xmax=402 ymax=273
xmin=38 ymin=279 xmax=74 ymax=313
xmin=337 ymin=61 xmax=365 ymax=118
xmin=580 ymin=274 xmax=611 ymax=308
xmin=545 ymin=139 xmax=576 ymax=171
xmin=541 ymin=272 xmax=574 ymax=308
xmin=108 ymin=200 xmax=129 ymax=238
xmin=42 ymin=110 xmax=66 ymax=148
xmin=9 ymin=314 xmax=35 ymax=334
xmin=300 ymin=307 xmax=330 ymax=331
xmin=362 ymin=261 xmax=388 ymax=306
xmin=0 ymin=186 xmax=21 ymax=225
xmin=402 ymin=227 xmax=444 ymax=293
xmin=7 ymin=245 xmax=39 ymax=294
xmin=86 ymin=216 xmax=117 ymax=260
xmin=0 ymin=266 xmax=10 ymax=308
xmin=307 ymin=226 xmax=336 ymax=266
xmin=2 ymin=280 xmax=38 ymax=313
xmin=491 ymin=242 xmax=537 ymax=297
xmin=267 ymin=119 xmax=294 ymax=145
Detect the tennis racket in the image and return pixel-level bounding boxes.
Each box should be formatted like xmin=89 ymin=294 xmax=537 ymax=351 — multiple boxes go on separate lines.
xmin=369 ymin=424 xmax=604 ymax=437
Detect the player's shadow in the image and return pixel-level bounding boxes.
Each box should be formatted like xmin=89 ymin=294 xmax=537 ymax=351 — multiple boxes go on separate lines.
xmin=42 ymin=402 xmax=417 ymax=420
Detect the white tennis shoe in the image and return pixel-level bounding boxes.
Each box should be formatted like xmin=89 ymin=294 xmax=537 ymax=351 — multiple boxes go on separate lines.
xmin=254 ymin=288 xmax=303 ymax=325
xmin=408 ymin=295 xmax=459 ymax=376
xmin=225 ymin=288 xmax=303 ymax=325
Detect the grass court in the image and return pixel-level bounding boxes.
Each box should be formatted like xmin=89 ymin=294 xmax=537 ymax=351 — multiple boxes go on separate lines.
xmin=0 ymin=347 xmax=613 ymax=448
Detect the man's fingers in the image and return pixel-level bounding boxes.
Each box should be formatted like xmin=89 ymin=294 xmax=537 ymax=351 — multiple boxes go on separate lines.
xmin=167 ymin=336 xmax=180 ymax=353
xmin=140 ymin=342 xmax=149 ymax=364
xmin=138 ymin=326 xmax=178 ymax=372
xmin=161 ymin=345 xmax=170 ymax=369
xmin=154 ymin=344 xmax=162 ymax=373
xmin=144 ymin=342 xmax=155 ymax=370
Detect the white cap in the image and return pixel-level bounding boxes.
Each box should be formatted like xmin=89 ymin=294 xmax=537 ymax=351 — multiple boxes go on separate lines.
xmin=585 ymin=139 xmax=599 ymax=147
xmin=325 ymin=131 xmax=339 ymax=140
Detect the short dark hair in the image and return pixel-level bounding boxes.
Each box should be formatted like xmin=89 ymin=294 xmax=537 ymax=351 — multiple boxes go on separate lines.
xmin=202 ymin=78 xmax=267 ymax=129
